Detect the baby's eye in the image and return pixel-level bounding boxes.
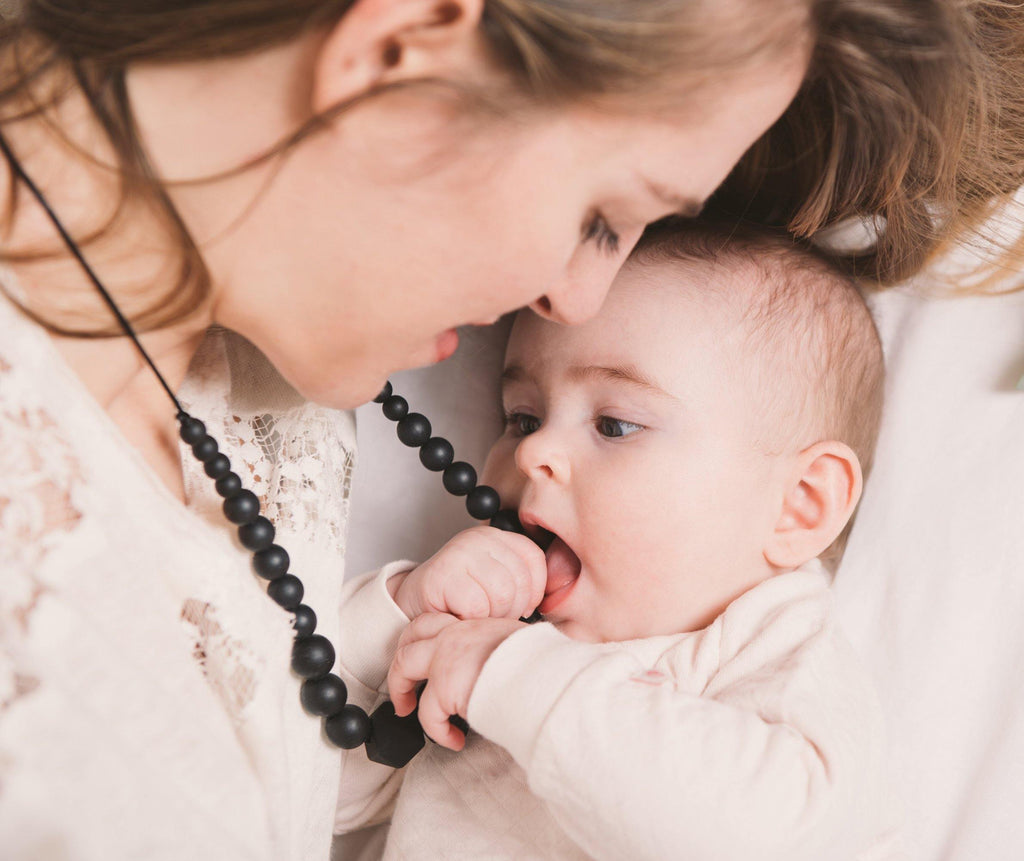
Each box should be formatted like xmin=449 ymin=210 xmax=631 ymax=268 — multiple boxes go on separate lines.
xmin=505 ymin=412 xmax=540 ymax=436
xmin=596 ymin=416 xmax=644 ymax=438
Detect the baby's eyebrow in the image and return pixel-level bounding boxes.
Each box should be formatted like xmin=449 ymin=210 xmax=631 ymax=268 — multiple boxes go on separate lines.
xmin=567 ymin=365 xmax=678 ymax=401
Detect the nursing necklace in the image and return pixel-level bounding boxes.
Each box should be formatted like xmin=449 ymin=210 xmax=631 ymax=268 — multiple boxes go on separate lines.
xmin=0 ymin=133 xmax=526 ymax=769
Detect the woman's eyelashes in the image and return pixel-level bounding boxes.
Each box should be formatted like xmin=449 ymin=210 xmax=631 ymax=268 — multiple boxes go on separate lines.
xmin=503 ymin=410 xmax=645 ymax=440
xmin=581 ymin=211 xmax=620 ymax=256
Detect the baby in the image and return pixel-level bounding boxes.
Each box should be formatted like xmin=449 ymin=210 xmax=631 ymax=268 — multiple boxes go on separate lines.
xmin=333 ymin=221 xmax=902 ymax=860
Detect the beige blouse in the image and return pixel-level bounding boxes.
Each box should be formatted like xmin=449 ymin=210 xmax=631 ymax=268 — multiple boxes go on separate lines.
xmin=0 ymin=277 xmax=357 ymax=861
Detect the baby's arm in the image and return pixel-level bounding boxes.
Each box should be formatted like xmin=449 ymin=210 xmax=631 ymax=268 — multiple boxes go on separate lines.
xmin=388 ymin=589 xmax=893 ymax=860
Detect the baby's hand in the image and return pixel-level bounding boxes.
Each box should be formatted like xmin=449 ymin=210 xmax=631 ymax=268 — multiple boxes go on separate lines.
xmin=388 ymin=612 xmax=526 ymax=750
xmin=389 ymin=526 xmax=546 ymax=621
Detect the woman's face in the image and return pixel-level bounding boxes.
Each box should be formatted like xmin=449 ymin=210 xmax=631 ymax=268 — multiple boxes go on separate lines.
xmin=207 ymin=54 xmax=807 ymax=409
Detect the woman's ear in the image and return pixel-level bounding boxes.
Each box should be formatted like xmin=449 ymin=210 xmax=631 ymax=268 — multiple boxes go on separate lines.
xmin=763 ymin=440 xmax=863 ymax=570
xmin=311 ymin=0 xmax=485 ymax=113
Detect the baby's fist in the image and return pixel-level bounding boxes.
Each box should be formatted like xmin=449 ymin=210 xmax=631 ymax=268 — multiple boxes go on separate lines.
xmin=389 ymin=526 xmax=546 ymax=621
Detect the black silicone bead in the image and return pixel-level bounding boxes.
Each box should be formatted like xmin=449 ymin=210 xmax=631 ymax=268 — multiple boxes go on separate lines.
xmin=238 ymin=516 xmax=275 ymax=552
xmin=442 ymin=461 xmax=477 ymax=496
xmin=204 ymin=453 xmax=231 ymax=479
xmin=419 ymin=437 xmax=454 ymax=471
xmin=267 ymin=574 xmax=304 ymax=609
xmin=192 ymin=435 xmax=219 ymax=463
xmin=291 ymin=635 xmax=335 ymax=678
xmin=253 ymin=544 xmax=290 ymax=580
xmin=396 ymin=413 xmax=431 ymax=447
xmin=300 ymin=674 xmax=348 ymax=717
xmin=381 ymin=395 xmax=409 ymax=422
xmin=373 ymin=381 xmax=393 ymax=404
xmin=291 ymin=604 xmax=317 ymax=638
xmin=490 ymin=509 xmax=523 ymax=534
xmin=179 ymin=417 xmax=206 ymax=446
xmin=466 ymin=485 xmax=500 ymax=520
xmin=215 ymin=472 xmax=243 ymax=498
xmin=325 ymin=704 xmax=372 ymax=749
xmin=365 ymin=701 xmax=425 ymax=768
xmin=223 ymin=490 xmax=260 ymax=524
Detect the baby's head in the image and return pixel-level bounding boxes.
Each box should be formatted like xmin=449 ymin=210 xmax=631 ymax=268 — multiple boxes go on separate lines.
xmin=482 ymin=220 xmax=884 ymax=643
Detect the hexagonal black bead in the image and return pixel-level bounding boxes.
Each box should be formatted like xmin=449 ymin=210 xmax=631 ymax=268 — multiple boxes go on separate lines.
xmin=396 ymin=413 xmax=431 ymax=447
xmin=489 ymin=509 xmax=524 ymax=534
xmin=253 ymin=544 xmax=290 ymax=580
xmin=325 ymin=704 xmax=372 ymax=749
xmin=223 ymin=490 xmax=260 ymax=524
xmin=300 ymin=674 xmax=348 ymax=717
xmin=466 ymin=485 xmax=500 ymax=520
xmin=267 ymin=574 xmax=303 ymax=610
xmin=381 ymin=395 xmax=409 ymax=422
xmin=238 ymin=516 xmax=275 ymax=552
xmin=373 ymin=381 xmax=393 ymax=404
xmin=179 ymin=417 xmax=206 ymax=446
xmin=204 ymin=453 xmax=231 ymax=479
xmin=364 ymin=700 xmax=425 ymax=768
xmin=419 ymin=437 xmax=454 ymax=471
xmin=442 ymin=461 xmax=477 ymax=496
xmin=192 ymin=435 xmax=219 ymax=463
xmin=215 ymin=472 xmax=243 ymax=499
xmin=291 ymin=604 xmax=317 ymax=638
xmin=291 ymin=634 xmax=335 ymax=678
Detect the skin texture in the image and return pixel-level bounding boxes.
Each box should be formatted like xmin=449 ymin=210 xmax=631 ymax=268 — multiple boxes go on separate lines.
xmin=389 ymin=256 xmax=862 ymax=748
xmin=2 ymin=0 xmax=807 ymax=501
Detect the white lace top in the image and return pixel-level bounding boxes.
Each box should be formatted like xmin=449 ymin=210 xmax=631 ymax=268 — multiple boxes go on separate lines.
xmin=0 ymin=278 xmax=357 ymax=861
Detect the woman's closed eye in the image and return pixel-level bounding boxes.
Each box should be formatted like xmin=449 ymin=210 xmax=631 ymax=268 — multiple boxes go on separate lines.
xmin=581 ymin=211 xmax=620 ymax=256
xmin=595 ymin=416 xmax=645 ymax=438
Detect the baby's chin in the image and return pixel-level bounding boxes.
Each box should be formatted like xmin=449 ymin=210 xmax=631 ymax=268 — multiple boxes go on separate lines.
xmin=548 ymin=616 xmax=605 ymax=644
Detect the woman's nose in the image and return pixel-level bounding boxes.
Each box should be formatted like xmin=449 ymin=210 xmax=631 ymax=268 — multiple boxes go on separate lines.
xmin=529 ymin=227 xmax=642 ymax=325
xmin=514 ymin=426 xmax=570 ymax=485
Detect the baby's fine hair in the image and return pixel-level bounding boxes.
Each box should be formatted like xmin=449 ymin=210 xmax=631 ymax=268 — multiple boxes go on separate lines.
xmin=630 ymin=219 xmax=885 ymax=563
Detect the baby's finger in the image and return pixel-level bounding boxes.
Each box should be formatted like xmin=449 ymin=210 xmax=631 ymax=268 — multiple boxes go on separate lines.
xmin=418 ymin=684 xmax=467 ymax=752
xmin=396 ymin=611 xmax=460 ymax=649
xmin=388 ymin=636 xmax=441 ymax=716
xmin=496 ymin=530 xmax=549 ymax=614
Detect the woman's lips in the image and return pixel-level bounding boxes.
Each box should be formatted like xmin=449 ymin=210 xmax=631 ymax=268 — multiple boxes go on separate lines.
xmin=435 ymin=329 xmax=459 ymax=363
xmin=539 ymin=535 xmax=581 ymax=615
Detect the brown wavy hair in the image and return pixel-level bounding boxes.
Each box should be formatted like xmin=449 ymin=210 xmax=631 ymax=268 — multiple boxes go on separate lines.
xmin=1 ymin=0 xmax=1022 ymax=337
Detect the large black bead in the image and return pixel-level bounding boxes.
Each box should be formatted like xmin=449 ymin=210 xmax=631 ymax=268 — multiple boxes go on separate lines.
xmin=291 ymin=604 xmax=317 ymax=638
xmin=466 ymin=485 xmax=500 ymax=520
xmin=253 ymin=545 xmax=290 ymax=580
xmin=215 ymin=472 xmax=243 ymax=498
xmin=325 ymin=704 xmax=372 ymax=749
xmin=382 ymin=395 xmax=409 ymax=422
xmin=223 ymin=490 xmax=260 ymax=524
xmin=291 ymin=634 xmax=335 ymax=678
xmin=373 ymin=381 xmax=393 ymax=404
xmin=364 ymin=700 xmax=425 ymax=768
xmin=192 ymin=435 xmax=219 ymax=463
xmin=204 ymin=453 xmax=231 ymax=479
xmin=396 ymin=413 xmax=431 ymax=447
xmin=442 ymin=461 xmax=477 ymax=496
xmin=267 ymin=574 xmax=303 ymax=609
xmin=490 ymin=509 xmax=523 ymax=534
xmin=179 ymin=417 xmax=206 ymax=446
xmin=419 ymin=437 xmax=454 ymax=472
xmin=300 ymin=674 xmax=348 ymax=717
xmin=238 ymin=516 xmax=275 ymax=552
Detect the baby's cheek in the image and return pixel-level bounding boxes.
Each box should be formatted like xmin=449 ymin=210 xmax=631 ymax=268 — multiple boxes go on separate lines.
xmin=480 ymin=440 xmax=523 ymax=506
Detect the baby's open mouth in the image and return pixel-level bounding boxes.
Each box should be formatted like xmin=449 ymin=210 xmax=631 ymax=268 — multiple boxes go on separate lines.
xmin=539 ymin=533 xmax=581 ymax=615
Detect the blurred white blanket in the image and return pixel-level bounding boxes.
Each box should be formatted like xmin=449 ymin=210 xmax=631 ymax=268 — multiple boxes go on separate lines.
xmin=345 ymin=240 xmax=1024 ymax=860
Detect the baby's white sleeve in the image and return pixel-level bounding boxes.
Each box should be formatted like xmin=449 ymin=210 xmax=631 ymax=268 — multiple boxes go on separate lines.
xmin=467 ymin=620 xmax=897 ymax=861
xmin=332 ymin=562 xmax=416 ymax=835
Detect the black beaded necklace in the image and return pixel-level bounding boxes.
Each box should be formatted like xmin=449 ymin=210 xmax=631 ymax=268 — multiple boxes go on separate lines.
xmin=0 ymin=133 xmax=526 ymax=770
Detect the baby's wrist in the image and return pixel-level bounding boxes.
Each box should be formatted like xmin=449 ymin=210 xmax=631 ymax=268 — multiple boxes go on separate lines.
xmin=386 ymin=568 xmax=419 ymax=619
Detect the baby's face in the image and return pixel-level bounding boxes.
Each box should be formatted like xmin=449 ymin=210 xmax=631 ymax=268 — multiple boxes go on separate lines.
xmin=482 ymin=261 xmax=788 ymax=643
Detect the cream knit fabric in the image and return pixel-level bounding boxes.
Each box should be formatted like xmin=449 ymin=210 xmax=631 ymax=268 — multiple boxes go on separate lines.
xmin=334 ymin=561 xmax=905 ymax=861
xmin=0 ymin=282 xmax=356 ymax=861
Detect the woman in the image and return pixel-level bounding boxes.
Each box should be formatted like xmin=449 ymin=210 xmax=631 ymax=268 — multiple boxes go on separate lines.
xmin=0 ymin=1 xmax=1020 ymax=859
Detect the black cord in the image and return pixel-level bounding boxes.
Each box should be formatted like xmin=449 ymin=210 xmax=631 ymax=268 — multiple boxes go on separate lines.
xmin=0 ymin=130 xmax=186 ymax=417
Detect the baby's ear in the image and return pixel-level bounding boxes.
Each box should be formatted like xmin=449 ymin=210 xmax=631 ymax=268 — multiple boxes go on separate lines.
xmin=763 ymin=440 xmax=863 ymax=570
